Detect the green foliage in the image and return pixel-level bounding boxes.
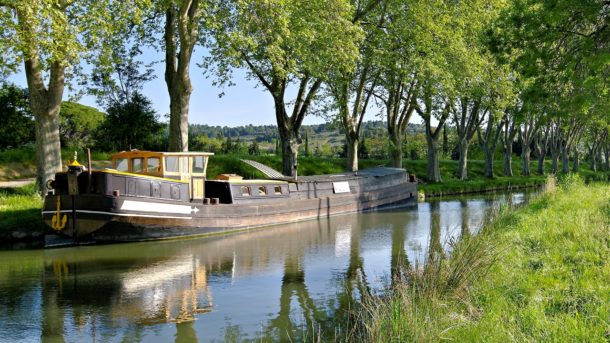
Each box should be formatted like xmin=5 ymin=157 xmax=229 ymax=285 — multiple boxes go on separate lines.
xmin=94 ymin=92 xmax=165 ymax=152
xmin=0 ymin=83 xmax=34 ymax=149
xmin=207 ymin=0 xmax=363 ymax=84
xmin=59 ymin=102 xmax=105 ymax=150
xmin=0 ymin=0 xmax=152 ymax=79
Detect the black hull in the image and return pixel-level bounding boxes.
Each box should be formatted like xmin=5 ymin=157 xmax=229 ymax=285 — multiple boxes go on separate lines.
xmin=43 ymin=167 xmax=417 ymax=243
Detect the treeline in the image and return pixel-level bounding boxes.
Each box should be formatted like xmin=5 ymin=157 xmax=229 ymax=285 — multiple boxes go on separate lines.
xmin=0 ymin=0 xmax=607 ymax=191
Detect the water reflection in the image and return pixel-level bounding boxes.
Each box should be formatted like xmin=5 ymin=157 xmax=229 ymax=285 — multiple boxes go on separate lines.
xmin=0 ymin=191 xmax=535 ymax=342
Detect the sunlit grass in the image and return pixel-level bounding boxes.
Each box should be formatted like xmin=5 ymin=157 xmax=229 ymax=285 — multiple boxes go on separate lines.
xmin=360 ymin=178 xmax=610 ymax=342
xmin=0 ymin=183 xmax=44 ymax=236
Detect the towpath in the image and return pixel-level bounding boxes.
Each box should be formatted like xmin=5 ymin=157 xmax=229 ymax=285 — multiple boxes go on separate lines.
xmin=0 ymin=178 xmax=35 ymax=188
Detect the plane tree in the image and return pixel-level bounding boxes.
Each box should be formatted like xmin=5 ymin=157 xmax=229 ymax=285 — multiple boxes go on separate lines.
xmin=206 ymin=0 xmax=363 ymax=176
xmin=325 ymin=0 xmax=383 ymax=171
xmin=0 ymin=0 xmax=150 ymax=192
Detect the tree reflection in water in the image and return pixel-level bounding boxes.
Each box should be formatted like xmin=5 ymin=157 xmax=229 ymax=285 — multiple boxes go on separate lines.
xmin=0 ymin=191 xmax=536 ymax=342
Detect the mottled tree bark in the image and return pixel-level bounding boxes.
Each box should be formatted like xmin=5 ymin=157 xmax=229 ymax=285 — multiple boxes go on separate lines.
xmin=332 ymin=64 xmax=376 ymax=172
xmin=501 ymin=115 xmax=517 ymax=177
xmin=165 ymin=0 xmax=201 ymax=152
xmin=477 ymin=115 xmax=503 ymax=178
xmin=452 ymin=97 xmax=485 ymax=180
xmin=384 ymin=78 xmax=416 ymax=169
xmin=519 ymin=117 xmax=540 ymax=177
xmin=534 ymin=128 xmax=549 ymax=175
xmin=416 ymin=95 xmax=450 ymax=183
xmin=19 ymin=8 xmax=65 ymax=193
xmin=572 ymin=146 xmax=580 ymax=172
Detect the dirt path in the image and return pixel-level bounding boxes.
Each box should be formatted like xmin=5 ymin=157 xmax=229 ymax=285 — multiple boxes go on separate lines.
xmin=0 ymin=178 xmax=35 ymax=188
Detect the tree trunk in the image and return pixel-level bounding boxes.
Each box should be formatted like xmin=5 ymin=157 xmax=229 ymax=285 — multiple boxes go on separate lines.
xmin=537 ymin=153 xmax=545 ymax=175
xmin=551 ymin=153 xmax=559 ymax=174
xmin=274 ymin=102 xmax=300 ymax=177
xmin=34 ymin=111 xmax=63 ymax=192
xmin=426 ymin=134 xmax=442 ymax=182
xmin=164 ymin=3 xmax=201 ymax=152
xmin=279 ymin=128 xmax=299 ymax=178
xmin=589 ymin=145 xmax=597 ymax=172
xmin=23 ymin=55 xmax=65 ymax=193
xmin=456 ymin=139 xmax=469 ymax=180
xmin=522 ymin=144 xmax=531 ymax=176
xmin=482 ymin=145 xmax=494 ymax=178
xmin=572 ymin=147 xmax=580 ymax=172
xmin=346 ymin=135 xmax=359 ymax=172
xmin=168 ymin=87 xmax=191 ymax=151
xmin=388 ymin=128 xmax=403 ymax=168
xmin=560 ymin=144 xmax=569 ymax=173
xmin=604 ymin=144 xmax=610 ymax=172
xmin=503 ymin=146 xmax=513 ymax=177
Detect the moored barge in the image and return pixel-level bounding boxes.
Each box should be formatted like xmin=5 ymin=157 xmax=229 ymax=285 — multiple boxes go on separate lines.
xmin=42 ymin=151 xmax=417 ymax=244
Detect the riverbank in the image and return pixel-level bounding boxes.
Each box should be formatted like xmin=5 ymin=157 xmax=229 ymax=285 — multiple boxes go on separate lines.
xmin=359 ymin=177 xmax=610 ymax=341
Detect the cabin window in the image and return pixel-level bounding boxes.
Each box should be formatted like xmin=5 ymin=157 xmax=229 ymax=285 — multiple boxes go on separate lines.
xmin=132 ymin=158 xmax=143 ymax=172
xmin=115 ymin=158 xmax=128 ymax=172
xmin=274 ymin=186 xmax=283 ymax=195
xmin=192 ymin=156 xmax=205 ymax=174
xmin=241 ymin=186 xmax=251 ymax=196
xmin=165 ymin=156 xmax=179 ymax=173
xmin=258 ymin=186 xmax=267 ymax=196
xmin=147 ymin=157 xmax=160 ymax=173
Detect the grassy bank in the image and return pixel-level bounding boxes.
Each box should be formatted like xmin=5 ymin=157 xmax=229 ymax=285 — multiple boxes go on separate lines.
xmin=0 ymin=147 xmax=110 ymax=180
xmin=0 ymin=183 xmax=44 ymax=240
xmin=360 ymin=178 xmax=610 ymax=341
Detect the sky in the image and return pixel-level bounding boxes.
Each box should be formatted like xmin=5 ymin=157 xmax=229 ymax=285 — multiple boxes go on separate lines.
xmin=8 ymin=46 xmax=388 ymax=127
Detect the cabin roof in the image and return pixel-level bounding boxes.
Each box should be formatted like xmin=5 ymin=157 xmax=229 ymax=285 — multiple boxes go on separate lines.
xmin=111 ymin=150 xmax=214 ymax=159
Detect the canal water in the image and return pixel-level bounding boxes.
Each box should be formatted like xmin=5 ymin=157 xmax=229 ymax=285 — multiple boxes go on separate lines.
xmin=0 ymin=191 xmax=535 ymax=342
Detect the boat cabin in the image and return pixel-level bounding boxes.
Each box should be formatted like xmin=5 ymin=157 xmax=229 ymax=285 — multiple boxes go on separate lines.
xmin=111 ymin=150 xmax=213 ymax=200
xmin=108 ymin=150 xmax=293 ymax=204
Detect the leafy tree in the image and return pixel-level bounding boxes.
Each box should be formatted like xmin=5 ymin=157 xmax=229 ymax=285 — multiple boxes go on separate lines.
xmin=0 ymin=83 xmax=34 ymax=149
xmin=95 ymin=92 xmax=165 ymax=151
xmin=325 ymin=0 xmax=383 ymax=171
xmin=0 ymin=0 xmax=150 ymax=191
xmin=59 ymin=102 xmax=105 ymax=150
xmin=248 ymin=141 xmax=260 ymax=156
xmin=207 ymin=0 xmax=363 ymax=176
xmin=89 ymin=45 xmax=156 ymax=109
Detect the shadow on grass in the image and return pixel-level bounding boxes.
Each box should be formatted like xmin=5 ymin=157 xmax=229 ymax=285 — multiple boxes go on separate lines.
xmin=0 ymin=207 xmax=45 ymax=234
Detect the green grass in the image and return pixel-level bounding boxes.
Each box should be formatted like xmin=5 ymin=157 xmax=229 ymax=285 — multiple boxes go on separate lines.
xmin=360 ymin=178 xmax=610 ymax=342
xmin=0 ymin=147 xmax=110 ymax=180
xmin=0 ymin=183 xmax=44 ymax=237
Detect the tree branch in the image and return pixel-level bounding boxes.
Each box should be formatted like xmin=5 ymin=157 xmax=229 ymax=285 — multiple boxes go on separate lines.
xmin=242 ymin=52 xmax=273 ymax=91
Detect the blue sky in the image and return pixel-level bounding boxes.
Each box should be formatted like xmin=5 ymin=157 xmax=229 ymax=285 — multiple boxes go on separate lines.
xmin=7 ymin=47 xmax=352 ymax=127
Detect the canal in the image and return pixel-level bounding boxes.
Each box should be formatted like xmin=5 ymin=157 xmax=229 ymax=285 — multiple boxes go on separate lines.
xmin=0 ymin=191 xmax=535 ymax=342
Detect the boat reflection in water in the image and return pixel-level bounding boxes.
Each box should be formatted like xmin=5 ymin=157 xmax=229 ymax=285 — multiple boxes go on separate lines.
xmin=0 ymin=191 xmax=535 ymax=342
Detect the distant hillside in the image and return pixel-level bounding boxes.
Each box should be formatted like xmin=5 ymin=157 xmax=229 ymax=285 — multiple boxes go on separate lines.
xmin=189 ymin=121 xmax=425 ymax=147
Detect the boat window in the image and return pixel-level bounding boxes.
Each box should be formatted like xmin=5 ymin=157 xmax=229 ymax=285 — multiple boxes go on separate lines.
xmin=147 ymin=157 xmax=160 ymax=173
xmin=274 ymin=186 xmax=283 ymax=195
xmin=115 ymin=158 xmax=128 ymax=172
xmin=132 ymin=158 xmax=143 ymax=172
xmin=192 ymin=156 xmax=205 ymax=174
xmin=241 ymin=186 xmax=251 ymax=196
xmin=258 ymin=186 xmax=267 ymax=196
xmin=165 ymin=156 xmax=179 ymax=173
